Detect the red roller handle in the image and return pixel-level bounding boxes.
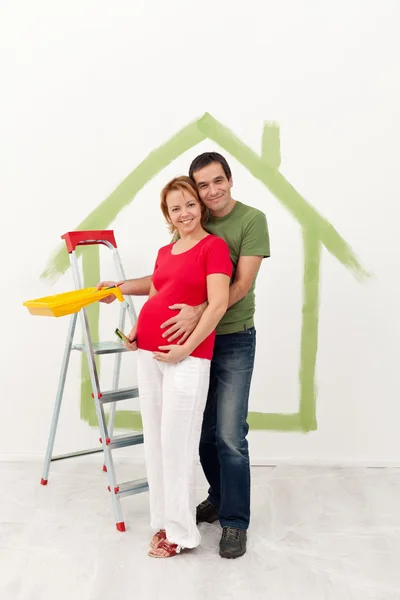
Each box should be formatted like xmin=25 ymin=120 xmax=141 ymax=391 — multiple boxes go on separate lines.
xmin=61 ymin=230 xmax=117 ymax=253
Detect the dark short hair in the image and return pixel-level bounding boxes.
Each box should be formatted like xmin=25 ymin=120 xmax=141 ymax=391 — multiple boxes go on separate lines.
xmin=189 ymin=152 xmax=232 ymax=181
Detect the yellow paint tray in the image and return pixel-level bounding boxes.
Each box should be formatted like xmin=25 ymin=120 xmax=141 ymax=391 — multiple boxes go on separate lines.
xmin=23 ymin=286 xmax=124 ymax=317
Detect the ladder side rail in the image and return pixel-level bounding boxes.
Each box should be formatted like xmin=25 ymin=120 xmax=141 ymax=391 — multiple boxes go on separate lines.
xmin=41 ymin=311 xmax=78 ymax=484
xmin=108 ymin=248 xmax=138 ymax=438
xmin=70 ymin=248 xmax=125 ymax=527
xmin=108 ymin=300 xmax=126 ymax=439
xmin=112 ymin=248 xmax=138 ymax=324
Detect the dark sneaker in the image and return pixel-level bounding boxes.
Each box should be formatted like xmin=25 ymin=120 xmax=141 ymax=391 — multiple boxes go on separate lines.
xmin=219 ymin=527 xmax=247 ymax=559
xmin=196 ymin=499 xmax=219 ymax=524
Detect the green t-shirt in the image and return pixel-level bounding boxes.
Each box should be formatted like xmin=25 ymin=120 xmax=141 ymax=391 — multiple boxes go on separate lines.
xmin=204 ymin=201 xmax=270 ymax=335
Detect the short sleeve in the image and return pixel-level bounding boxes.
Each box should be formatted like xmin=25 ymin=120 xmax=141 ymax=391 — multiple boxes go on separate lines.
xmin=150 ymin=248 xmax=164 ymax=289
xmin=151 ymin=250 xmax=160 ymax=279
xmin=240 ymin=212 xmax=270 ymax=258
xmin=204 ymin=236 xmax=233 ymax=278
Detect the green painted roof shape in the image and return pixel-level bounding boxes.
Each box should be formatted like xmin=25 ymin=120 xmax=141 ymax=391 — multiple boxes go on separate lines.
xmin=41 ymin=112 xmax=370 ymax=282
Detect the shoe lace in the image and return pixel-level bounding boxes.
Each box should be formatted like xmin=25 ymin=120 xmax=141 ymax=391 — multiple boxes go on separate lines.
xmin=222 ymin=527 xmax=241 ymax=541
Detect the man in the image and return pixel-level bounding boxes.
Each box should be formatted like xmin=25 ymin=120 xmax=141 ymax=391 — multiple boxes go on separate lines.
xmin=99 ymin=152 xmax=270 ymax=558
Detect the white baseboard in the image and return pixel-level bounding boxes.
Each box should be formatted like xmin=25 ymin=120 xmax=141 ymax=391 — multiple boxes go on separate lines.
xmin=1 ymin=454 xmax=400 ymax=468
xmin=250 ymin=457 xmax=400 ymax=468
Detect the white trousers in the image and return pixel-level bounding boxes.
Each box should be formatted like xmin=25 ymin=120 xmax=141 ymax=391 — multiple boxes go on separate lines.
xmin=137 ymin=349 xmax=211 ymax=548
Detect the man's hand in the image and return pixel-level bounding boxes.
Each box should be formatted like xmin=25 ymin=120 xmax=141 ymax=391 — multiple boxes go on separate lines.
xmin=96 ymin=280 xmax=124 ymax=304
xmin=160 ymin=303 xmax=206 ymax=344
xmin=153 ymin=345 xmax=189 ymax=364
xmin=123 ymin=324 xmax=138 ymax=351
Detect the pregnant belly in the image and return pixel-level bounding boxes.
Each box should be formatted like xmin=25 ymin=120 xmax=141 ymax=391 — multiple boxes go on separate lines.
xmin=136 ymin=297 xmax=180 ymax=351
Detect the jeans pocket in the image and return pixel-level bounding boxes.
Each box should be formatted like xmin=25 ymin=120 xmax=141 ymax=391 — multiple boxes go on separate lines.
xmin=234 ymin=327 xmax=255 ymax=337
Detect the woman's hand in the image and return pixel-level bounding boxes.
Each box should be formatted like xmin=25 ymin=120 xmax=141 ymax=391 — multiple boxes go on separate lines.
xmin=123 ymin=324 xmax=138 ymax=351
xmin=153 ymin=345 xmax=190 ymax=364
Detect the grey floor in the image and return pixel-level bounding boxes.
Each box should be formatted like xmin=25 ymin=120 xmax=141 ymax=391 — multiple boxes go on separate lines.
xmin=1 ymin=459 xmax=400 ymax=600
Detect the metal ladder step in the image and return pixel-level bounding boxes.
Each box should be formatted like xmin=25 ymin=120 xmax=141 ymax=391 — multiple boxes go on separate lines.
xmin=98 ymin=386 xmax=139 ymax=404
xmin=104 ymin=432 xmax=144 ymax=450
xmin=114 ymin=478 xmax=149 ymax=499
xmin=72 ymin=341 xmax=129 ymax=355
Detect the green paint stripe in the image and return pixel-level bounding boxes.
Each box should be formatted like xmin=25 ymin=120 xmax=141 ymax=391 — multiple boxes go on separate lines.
xmin=197 ymin=113 xmax=371 ymax=280
xmin=106 ymin=410 xmax=304 ymax=433
xmin=299 ymin=230 xmax=321 ymax=432
xmin=112 ymin=410 xmax=143 ymax=430
xmin=41 ymin=119 xmax=206 ymax=282
xmin=261 ymin=121 xmax=281 ymax=169
xmin=248 ymin=412 xmax=303 ymax=431
xmin=80 ymin=246 xmax=101 ymax=424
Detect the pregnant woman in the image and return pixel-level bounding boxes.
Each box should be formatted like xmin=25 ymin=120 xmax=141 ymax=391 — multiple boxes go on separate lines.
xmin=125 ymin=176 xmax=232 ymax=558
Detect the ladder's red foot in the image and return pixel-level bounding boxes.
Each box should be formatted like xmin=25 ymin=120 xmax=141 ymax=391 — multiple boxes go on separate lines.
xmin=116 ymin=522 xmax=126 ymax=532
xmin=40 ymin=478 xmax=48 ymax=486
xmin=103 ymin=464 xmax=107 ymax=472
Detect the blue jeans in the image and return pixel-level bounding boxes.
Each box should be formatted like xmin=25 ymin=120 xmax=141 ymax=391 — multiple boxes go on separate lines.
xmin=199 ymin=327 xmax=256 ymax=530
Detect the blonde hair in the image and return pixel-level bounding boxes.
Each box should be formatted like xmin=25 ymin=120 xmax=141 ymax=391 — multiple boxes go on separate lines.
xmin=160 ymin=176 xmax=207 ymax=234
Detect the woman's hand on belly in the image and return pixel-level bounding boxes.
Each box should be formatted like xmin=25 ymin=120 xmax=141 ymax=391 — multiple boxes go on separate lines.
xmin=153 ymin=344 xmax=190 ymax=364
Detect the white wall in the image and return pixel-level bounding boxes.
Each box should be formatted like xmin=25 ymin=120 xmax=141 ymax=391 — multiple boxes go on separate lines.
xmin=1 ymin=0 xmax=399 ymax=464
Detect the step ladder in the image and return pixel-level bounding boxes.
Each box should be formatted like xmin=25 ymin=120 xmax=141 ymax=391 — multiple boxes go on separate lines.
xmin=40 ymin=229 xmax=148 ymax=532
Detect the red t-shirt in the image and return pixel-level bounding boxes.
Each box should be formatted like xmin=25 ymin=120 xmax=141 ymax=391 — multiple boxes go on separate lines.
xmin=136 ymin=235 xmax=232 ymax=360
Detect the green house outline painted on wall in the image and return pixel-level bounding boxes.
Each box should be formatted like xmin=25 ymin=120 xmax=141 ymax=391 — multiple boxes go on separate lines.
xmin=42 ymin=113 xmax=370 ymax=433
